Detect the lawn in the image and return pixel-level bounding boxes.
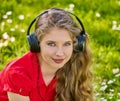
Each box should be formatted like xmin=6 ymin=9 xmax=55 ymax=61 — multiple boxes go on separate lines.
xmin=0 ymin=0 xmax=120 ymax=100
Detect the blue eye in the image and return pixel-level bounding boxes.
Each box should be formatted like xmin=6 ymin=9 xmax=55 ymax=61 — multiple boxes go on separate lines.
xmin=64 ymin=42 xmax=72 ymax=46
xmin=47 ymin=42 xmax=56 ymax=46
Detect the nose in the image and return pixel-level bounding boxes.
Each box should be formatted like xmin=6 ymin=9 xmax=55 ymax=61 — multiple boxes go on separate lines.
xmin=55 ymin=47 xmax=64 ymax=56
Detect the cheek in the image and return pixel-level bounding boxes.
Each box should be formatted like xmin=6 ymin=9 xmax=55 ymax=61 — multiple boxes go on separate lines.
xmin=40 ymin=46 xmax=55 ymax=56
xmin=65 ymin=47 xmax=73 ymax=57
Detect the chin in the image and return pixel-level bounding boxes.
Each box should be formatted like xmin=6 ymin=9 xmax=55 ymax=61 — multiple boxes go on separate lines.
xmin=57 ymin=63 xmax=66 ymax=68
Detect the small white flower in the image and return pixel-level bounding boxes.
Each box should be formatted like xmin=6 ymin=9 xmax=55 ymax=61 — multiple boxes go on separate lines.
xmin=95 ymin=93 xmax=100 ymax=96
xmin=10 ymin=37 xmax=15 ymax=42
xmin=101 ymin=81 xmax=106 ymax=85
xmin=20 ymin=29 xmax=25 ymax=33
xmin=115 ymin=73 xmax=120 ymax=77
xmin=69 ymin=4 xmax=75 ymax=9
xmin=112 ymin=25 xmax=117 ymax=30
xmin=100 ymin=85 xmax=107 ymax=91
xmin=118 ymin=93 xmax=120 ymax=96
xmin=112 ymin=68 xmax=119 ymax=74
xmin=10 ymin=28 xmax=15 ymax=31
xmin=65 ymin=4 xmax=75 ymax=12
xmin=2 ymin=32 xmax=9 ymax=39
xmin=7 ymin=19 xmax=12 ymax=23
xmin=112 ymin=20 xmax=117 ymax=25
xmin=107 ymin=80 xmax=115 ymax=84
xmin=96 ymin=12 xmax=101 ymax=17
xmin=18 ymin=15 xmax=24 ymax=20
xmin=109 ymin=89 xmax=114 ymax=92
xmin=3 ymin=15 xmax=8 ymax=19
xmin=6 ymin=11 xmax=12 ymax=15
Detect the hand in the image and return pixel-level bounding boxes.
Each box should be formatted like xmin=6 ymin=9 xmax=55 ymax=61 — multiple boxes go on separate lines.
xmin=7 ymin=92 xmax=30 ymax=101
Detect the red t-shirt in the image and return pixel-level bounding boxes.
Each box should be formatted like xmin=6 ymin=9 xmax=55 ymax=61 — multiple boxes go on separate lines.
xmin=0 ymin=52 xmax=56 ymax=101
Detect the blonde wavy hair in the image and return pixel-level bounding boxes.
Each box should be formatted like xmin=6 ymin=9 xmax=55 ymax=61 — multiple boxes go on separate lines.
xmin=35 ymin=8 xmax=94 ymax=101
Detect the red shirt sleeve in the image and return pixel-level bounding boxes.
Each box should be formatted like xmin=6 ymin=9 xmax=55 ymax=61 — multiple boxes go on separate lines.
xmin=2 ymin=52 xmax=36 ymax=96
xmin=3 ymin=66 xmax=33 ymax=96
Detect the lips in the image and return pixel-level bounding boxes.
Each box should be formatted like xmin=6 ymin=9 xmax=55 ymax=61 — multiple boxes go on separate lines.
xmin=52 ymin=59 xmax=64 ymax=63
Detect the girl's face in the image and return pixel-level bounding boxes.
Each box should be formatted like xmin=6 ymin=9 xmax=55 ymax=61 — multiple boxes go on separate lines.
xmin=39 ymin=27 xmax=73 ymax=71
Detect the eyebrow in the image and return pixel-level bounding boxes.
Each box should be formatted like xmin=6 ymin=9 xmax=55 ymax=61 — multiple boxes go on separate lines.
xmin=46 ymin=40 xmax=73 ymax=43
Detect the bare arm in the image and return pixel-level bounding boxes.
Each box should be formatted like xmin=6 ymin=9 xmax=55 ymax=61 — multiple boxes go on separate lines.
xmin=7 ymin=92 xmax=30 ymax=101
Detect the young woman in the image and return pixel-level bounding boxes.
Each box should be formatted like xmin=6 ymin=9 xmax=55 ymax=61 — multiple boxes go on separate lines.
xmin=0 ymin=8 xmax=94 ymax=101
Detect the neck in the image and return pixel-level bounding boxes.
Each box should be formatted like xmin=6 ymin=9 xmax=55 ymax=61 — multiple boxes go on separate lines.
xmin=41 ymin=66 xmax=56 ymax=86
xmin=38 ymin=54 xmax=57 ymax=86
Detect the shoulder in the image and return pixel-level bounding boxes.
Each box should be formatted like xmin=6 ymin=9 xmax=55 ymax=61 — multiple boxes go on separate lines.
xmin=5 ymin=51 xmax=38 ymax=71
xmin=1 ymin=51 xmax=39 ymax=81
xmin=1 ymin=52 xmax=39 ymax=95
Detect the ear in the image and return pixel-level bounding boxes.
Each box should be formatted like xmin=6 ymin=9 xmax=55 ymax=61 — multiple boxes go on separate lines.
xmin=74 ymin=34 xmax=86 ymax=52
xmin=27 ymin=32 xmax=40 ymax=52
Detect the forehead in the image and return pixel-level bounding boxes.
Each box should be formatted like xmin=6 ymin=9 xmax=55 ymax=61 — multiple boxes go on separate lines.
xmin=41 ymin=28 xmax=73 ymax=42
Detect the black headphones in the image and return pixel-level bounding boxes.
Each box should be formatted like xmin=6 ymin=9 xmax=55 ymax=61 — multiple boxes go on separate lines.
xmin=27 ymin=8 xmax=86 ymax=52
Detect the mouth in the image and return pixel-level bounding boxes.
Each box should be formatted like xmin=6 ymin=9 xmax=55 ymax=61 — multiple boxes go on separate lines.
xmin=52 ymin=58 xmax=64 ymax=64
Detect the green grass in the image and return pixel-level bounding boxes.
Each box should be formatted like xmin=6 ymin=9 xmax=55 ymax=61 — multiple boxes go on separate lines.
xmin=0 ymin=0 xmax=120 ymax=100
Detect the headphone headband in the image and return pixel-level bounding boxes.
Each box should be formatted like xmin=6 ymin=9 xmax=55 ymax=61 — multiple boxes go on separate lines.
xmin=27 ymin=8 xmax=85 ymax=36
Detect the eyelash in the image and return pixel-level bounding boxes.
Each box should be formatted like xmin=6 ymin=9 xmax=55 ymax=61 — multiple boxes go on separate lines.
xmin=47 ymin=42 xmax=55 ymax=46
xmin=47 ymin=42 xmax=72 ymax=47
xmin=64 ymin=42 xmax=71 ymax=46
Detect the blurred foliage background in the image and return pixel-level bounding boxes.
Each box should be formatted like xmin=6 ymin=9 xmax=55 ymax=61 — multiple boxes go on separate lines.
xmin=0 ymin=0 xmax=120 ymax=100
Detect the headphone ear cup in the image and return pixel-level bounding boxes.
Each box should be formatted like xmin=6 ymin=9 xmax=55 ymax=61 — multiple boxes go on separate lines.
xmin=74 ymin=33 xmax=86 ymax=52
xmin=27 ymin=32 xmax=40 ymax=52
